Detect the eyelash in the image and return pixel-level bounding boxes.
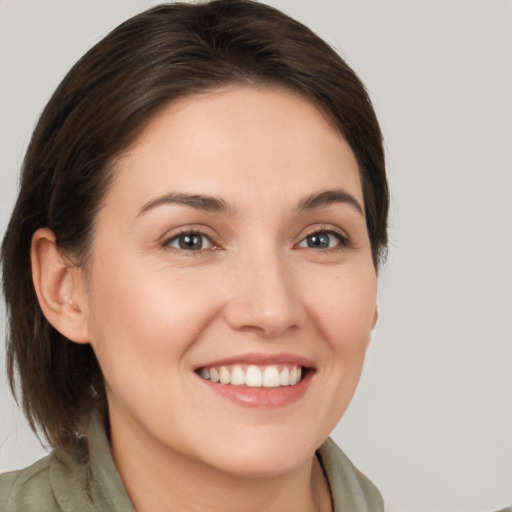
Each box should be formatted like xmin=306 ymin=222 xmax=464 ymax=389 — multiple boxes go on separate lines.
xmin=163 ymin=227 xmax=219 ymax=255
xmin=297 ymin=226 xmax=350 ymax=252
xmin=162 ymin=225 xmax=350 ymax=254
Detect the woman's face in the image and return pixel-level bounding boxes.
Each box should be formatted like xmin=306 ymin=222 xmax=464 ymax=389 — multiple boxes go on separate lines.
xmin=79 ymin=86 xmax=377 ymax=478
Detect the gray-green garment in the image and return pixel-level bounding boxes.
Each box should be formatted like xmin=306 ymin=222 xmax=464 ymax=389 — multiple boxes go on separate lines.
xmin=0 ymin=417 xmax=383 ymax=511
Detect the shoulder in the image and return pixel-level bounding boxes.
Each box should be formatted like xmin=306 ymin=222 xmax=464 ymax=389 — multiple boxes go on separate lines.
xmin=0 ymin=423 xmax=135 ymax=512
xmin=317 ymin=437 xmax=384 ymax=512
xmin=0 ymin=448 xmax=92 ymax=512
xmin=0 ymin=455 xmax=59 ymax=512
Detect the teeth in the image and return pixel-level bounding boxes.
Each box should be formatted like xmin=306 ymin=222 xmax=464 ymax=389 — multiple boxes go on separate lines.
xmin=219 ymin=366 xmax=230 ymax=384
xmin=263 ymin=366 xmax=280 ymax=387
xmin=290 ymin=367 xmax=302 ymax=386
xmin=231 ymin=365 xmax=245 ymax=386
xmin=198 ymin=364 xmax=304 ymax=388
xmin=279 ymin=367 xmax=290 ymax=386
xmin=209 ymin=367 xmax=220 ymax=383
xmin=246 ymin=365 xmax=262 ymax=387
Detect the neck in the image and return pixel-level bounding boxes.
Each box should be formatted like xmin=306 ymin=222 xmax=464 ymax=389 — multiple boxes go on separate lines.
xmin=109 ymin=415 xmax=332 ymax=512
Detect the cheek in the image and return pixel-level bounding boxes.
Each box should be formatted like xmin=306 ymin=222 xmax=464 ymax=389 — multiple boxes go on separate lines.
xmin=84 ymin=264 xmax=220 ymax=381
xmin=299 ymin=267 xmax=377 ymax=438
xmin=306 ymin=267 xmax=377 ymax=353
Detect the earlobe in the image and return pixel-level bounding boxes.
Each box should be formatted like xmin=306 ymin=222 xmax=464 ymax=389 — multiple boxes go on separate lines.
xmin=31 ymin=228 xmax=90 ymax=344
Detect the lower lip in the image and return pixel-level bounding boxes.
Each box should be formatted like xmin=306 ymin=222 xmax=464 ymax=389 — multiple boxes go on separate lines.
xmin=196 ymin=371 xmax=314 ymax=409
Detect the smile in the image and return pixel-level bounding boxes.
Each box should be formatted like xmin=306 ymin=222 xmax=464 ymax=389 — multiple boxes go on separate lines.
xmin=196 ymin=364 xmax=303 ymax=388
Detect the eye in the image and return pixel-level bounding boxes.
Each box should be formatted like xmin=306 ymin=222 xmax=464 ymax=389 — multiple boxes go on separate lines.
xmin=298 ymin=230 xmax=346 ymax=250
xmin=166 ymin=232 xmax=213 ymax=251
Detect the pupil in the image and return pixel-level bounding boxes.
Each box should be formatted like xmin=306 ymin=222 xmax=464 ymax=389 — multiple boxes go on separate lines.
xmin=179 ymin=234 xmax=202 ymax=250
xmin=308 ymin=233 xmax=329 ymax=248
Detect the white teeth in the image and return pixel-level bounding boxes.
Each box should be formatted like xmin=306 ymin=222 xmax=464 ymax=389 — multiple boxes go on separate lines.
xmin=279 ymin=367 xmax=290 ymax=386
xmin=263 ymin=366 xmax=280 ymax=387
xmin=209 ymin=367 xmax=220 ymax=383
xmin=198 ymin=364 xmax=304 ymax=388
xmin=231 ymin=365 xmax=245 ymax=386
xmin=219 ymin=366 xmax=230 ymax=384
xmin=245 ymin=365 xmax=263 ymax=387
xmin=290 ymin=367 xmax=301 ymax=386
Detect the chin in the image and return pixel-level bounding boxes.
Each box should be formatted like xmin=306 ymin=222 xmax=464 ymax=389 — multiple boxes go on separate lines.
xmin=196 ymin=430 xmax=322 ymax=479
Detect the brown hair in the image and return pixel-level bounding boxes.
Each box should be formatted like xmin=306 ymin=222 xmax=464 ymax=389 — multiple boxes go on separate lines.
xmin=1 ymin=0 xmax=388 ymax=454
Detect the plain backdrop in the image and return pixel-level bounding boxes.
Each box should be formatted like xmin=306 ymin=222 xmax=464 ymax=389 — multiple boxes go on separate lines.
xmin=1 ymin=1 xmax=511 ymax=511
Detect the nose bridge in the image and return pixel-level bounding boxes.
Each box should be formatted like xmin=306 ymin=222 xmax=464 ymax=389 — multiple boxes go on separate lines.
xmin=224 ymin=241 xmax=302 ymax=337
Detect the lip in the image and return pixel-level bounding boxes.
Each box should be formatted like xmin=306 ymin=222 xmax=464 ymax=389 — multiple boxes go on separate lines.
xmin=194 ymin=352 xmax=315 ymax=409
xmin=194 ymin=352 xmax=315 ymax=369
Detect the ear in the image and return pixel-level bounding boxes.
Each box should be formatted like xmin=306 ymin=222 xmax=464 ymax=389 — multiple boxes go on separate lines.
xmin=31 ymin=228 xmax=90 ymax=344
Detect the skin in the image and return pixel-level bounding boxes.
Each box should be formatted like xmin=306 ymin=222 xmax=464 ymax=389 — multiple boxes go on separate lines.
xmin=33 ymin=85 xmax=378 ymax=512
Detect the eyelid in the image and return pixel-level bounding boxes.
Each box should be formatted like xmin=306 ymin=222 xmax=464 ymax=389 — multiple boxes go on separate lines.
xmin=161 ymin=225 xmax=221 ymax=252
xmin=296 ymin=224 xmax=351 ymax=250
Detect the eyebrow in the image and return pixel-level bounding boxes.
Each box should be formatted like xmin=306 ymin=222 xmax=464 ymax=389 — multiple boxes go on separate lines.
xmin=137 ymin=188 xmax=364 ymax=218
xmin=297 ymin=189 xmax=364 ymax=216
xmin=137 ymin=192 xmax=236 ymax=217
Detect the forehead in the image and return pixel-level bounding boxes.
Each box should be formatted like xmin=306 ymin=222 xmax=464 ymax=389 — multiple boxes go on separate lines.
xmin=110 ymin=85 xmax=362 ymax=210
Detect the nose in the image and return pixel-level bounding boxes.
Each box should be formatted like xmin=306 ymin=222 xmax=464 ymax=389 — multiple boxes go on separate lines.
xmin=223 ymin=249 xmax=304 ymax=339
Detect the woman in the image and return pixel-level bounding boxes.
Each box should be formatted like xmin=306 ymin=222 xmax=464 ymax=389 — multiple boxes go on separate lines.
xmin=0 ymin=1 xmax=388 ymax=510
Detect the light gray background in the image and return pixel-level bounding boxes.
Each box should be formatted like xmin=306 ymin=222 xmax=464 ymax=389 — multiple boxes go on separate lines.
xmin=1 ymin=1 xmax=511 ymax=511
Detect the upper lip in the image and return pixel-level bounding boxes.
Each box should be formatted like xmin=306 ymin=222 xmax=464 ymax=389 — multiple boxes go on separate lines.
xmin=195 ymin=352 xmax=315 ymax=370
